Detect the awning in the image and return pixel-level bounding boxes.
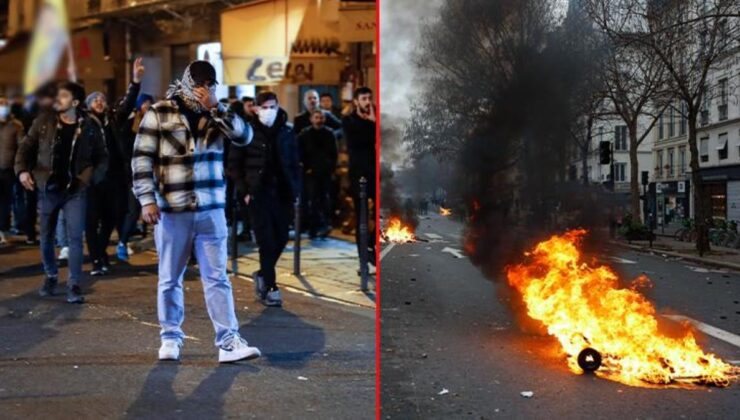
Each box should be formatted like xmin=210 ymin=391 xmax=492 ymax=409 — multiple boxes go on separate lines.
xmin=716 ymin=134 xmax=728 ymax=150
xmin=221 ymin=0 xmax=310 ymax=85
xmin=221 ymin=0 xmax=375 ymax=85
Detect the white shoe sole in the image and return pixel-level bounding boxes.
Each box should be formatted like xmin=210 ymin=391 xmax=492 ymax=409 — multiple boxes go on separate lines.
xmin=158 ymin=352 xmax=180 ymax=361
xmin=218 ymin=347 xmax=261 ymax=363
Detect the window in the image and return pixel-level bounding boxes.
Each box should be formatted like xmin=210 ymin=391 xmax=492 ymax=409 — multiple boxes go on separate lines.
xmin=614 ymin=125 xmax=628 ymax=151
xmin=700 ymin=137 xmax=709 ymax=162
xmin=615 ymin=163 xmax=627 ymax=182
xmin=656 ymin=150 xmax=663 ymax=178
xmin=679 ymin=146 xmax=686 ymax=174
xmin=668 ymin=148 xmax=675 ymax=176
xmin=679 ymin=102 xmax=687 ymax=135
xmin=718 ymin=78 xmax=728 ymax=121
xmin=668 ymin=106 xmax=675 ymax=137
xmin=658 ymin=114 xmax=664 ymax=139
xmin=718 ymin=133 xmax=728 ymax=160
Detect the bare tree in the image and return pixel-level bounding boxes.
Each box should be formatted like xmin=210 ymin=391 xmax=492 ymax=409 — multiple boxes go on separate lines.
xmin=586 ymin=0 xmax=740 ymax=255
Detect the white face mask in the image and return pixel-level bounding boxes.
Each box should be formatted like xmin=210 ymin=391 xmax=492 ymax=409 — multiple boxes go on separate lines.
xmin=0 ymin=106 xmax=8 ymax=120
xmin=259 ymin=107 xmax=278 ymax=127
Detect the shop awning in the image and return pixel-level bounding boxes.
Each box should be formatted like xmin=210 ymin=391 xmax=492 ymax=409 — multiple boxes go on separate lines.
xmin=221 ymin=0 xmax=375 ymax=85
xmin=221 ymin=0 xmax=310 ymax=85
xmin=716 ymin=134 xmax=728 ymax=150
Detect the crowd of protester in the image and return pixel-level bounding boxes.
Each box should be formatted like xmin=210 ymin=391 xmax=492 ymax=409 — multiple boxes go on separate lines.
xmin=0 ymin=58 xmax=376 ymax=306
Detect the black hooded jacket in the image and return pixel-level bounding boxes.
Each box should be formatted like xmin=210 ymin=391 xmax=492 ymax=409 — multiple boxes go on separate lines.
xmin=228 ymin=108 xmax=301 ymax=201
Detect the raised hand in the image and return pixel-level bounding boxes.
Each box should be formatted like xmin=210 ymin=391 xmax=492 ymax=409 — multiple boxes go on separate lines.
xmin=132 ymin=57 xmax=146 ymax=83
xmin=194 ymin=86 xmax=218 ymax=110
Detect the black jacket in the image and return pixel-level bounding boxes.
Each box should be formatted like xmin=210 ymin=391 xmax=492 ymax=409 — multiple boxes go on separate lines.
xmin=104 ymin=82 xmax=142 ymax=183
xmin=15 ymin=109 xmax=108 ymax=192
xmin=229 ymin=108 xmax=301 ymax=201
xmin=294 ymin=110 xmax=342 ymax=139
xmin=298 ymin=126 xmax=337 ymax=177
xmin=0 ymin=118 xmax=24 ymax=171
xmin=342 ymin=112 xmax=375 ymax=181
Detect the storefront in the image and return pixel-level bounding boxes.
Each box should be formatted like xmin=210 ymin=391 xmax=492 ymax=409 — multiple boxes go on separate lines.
xmin=220 ymin=0 xmax=376 ymax=117
xmin=651 ymin=180 xmax=691 ymax=225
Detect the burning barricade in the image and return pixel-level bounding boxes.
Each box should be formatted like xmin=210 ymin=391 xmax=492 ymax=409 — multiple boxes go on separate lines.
xmin=381 ymin=217 xmax=416 ymax=244
xmin=506 ymin=229 xmax=737 ymax=388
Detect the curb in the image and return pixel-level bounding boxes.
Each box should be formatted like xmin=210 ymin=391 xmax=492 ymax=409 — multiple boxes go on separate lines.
xmin=610 ymin=240 xmax=740 ymax=272
xmin=132 ymin=236 xmax=374 ymax=309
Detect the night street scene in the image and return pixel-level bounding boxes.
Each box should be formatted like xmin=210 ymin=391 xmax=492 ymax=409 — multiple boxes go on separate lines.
xmin=0 ymin=0 xmax=376 ymax=418
xmin=380 ymin=0 xmax=739 ymax=418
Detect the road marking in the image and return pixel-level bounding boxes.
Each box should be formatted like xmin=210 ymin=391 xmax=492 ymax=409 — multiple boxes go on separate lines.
xmin=442 ymin=247 xmax=465 ymax=259
xmin=609 ymin=256 xmax=637 ymax=264
xmin=663 ymin=315 xmax=740 ymax=349
xmin=380 ymin=243 xmax=396 ymax=261
xmin=425 ymin=233 xmax=443 ymax=240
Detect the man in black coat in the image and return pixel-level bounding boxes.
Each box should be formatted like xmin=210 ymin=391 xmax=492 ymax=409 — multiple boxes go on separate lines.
xmin=83 ymin=57 xmax=145 ymax=274
xmin=342 ymin=87 xmax=376 ymax=275
xmin=228 ymin=91 xmax=301 ymax=307
xmin=298 ymin=110 xmax=338 ymax=238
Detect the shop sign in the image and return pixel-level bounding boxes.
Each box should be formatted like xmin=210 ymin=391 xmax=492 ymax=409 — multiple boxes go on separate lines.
xmin=223 ymin=56 xmax=342 ymax=85
xmin=678 ymin=181 xmax=685 ymax=193
xmin=656 ymin=183 xmax=663 ymax=194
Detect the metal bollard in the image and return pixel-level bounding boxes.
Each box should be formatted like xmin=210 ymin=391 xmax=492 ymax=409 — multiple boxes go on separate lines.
xmin=359 ymin=177 xmax=370 ymax=291
xmin=293 ymin=196 xmax=301 ymax=276
xmin=231 ymin=188 xmax=239 ymax=276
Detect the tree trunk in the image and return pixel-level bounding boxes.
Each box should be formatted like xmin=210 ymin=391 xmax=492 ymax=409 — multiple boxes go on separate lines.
xmin=628 ymin=120 xmax=641 ymax=221
xmin=687 ymin=116 xmax=710 ymax=255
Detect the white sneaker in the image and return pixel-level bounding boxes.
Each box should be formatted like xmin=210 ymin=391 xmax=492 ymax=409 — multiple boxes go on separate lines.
xmin=127 ymin=245 xmax=134 ymax=256
xmin=368 ymin=264 xmax=377 ymax=275
xmin=58 ymin=247 xmax=69 ymax=261
xmin=158 ymin=339 xmax=181 ymax=361
xmin=219 ymin=336 xmax=261 ymax=363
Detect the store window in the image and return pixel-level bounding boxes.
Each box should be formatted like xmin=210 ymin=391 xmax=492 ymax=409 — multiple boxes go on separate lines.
xmin=702 ymin=182 xmax=727 ymax=219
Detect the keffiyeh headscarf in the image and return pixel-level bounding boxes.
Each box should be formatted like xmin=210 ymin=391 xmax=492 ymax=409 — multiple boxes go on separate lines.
xmin=166 ymin=64 xmax=216 ymax=113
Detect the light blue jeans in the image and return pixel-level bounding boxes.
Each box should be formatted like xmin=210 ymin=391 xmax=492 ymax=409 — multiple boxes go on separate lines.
xmin=154 ymin=208 xmax=239 ymax=347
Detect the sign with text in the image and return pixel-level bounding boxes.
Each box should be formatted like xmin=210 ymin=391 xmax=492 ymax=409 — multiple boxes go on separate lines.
xmin=223 ymin=56 xmax=343 ymax=85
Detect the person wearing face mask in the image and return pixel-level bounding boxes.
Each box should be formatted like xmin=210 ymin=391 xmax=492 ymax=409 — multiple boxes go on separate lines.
xmin=83 ymin=58 xmax=145 ymax=275
xmin=342 ymin=87 xmax=377 ymax=276
xmin=15 ymin=81 xmax=108 ymax=304
xmin=228 ymin=91 xmax=301 ymax=307
xmin=131 ymin=60 xmax=259 ymax=363
xmin=0 ymin=95 xmax=25 ymax=238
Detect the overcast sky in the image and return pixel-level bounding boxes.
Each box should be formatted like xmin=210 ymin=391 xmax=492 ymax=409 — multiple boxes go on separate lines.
xmin=380 ymin=0 xmax=443 ymax=120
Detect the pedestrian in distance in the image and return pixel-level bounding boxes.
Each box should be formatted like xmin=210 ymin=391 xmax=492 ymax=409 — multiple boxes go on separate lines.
xmin=0 ymin=95 xmax=24 ymax=242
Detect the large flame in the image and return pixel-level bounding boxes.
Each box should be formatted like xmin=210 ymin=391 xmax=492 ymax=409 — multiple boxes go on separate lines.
xmin=506 ymin=229 xmax=737 ymax=387
xmin=440 ymin=207 xmax=452 ymax=216
xmin=384 ymin=217 xmax=416 ymax=243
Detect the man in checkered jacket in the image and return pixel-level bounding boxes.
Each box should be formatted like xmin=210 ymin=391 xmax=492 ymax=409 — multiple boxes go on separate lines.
xmin=132 ymin=60 xmax=260 ymax=363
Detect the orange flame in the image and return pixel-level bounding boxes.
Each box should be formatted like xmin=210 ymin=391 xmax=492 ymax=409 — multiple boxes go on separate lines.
xmin=506 ymin=229 xmax=737 ymax=387
xmin=384 ymin=217 xmax=415 ymax=243
xmin=440 ymin=207 xmax=452 ymax=216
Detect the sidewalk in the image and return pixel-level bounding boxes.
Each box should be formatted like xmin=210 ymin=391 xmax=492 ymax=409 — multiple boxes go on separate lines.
xmin=611 ymin=234 xmax=740 ymax=271
xmin=132 ymin=233 xmax=376 ymax=309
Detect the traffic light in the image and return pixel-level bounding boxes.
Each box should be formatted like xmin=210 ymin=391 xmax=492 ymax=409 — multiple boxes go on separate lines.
xmin=599 ymin=141 xmax=611 ymax=165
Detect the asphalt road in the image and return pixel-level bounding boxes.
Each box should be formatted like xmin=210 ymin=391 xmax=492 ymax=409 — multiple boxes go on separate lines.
xmin=380 ymin=214 xmax=740 ymax=419
xmin=0 ymin=241 xmax=374 ymax=419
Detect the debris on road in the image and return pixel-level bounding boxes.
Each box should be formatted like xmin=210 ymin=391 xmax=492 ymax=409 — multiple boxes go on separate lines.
xmin=297 ymin=376 xmax=308 ymax=381
xmin=438 ymin=388 xmax=449 ymax=395
xmin=520 ymin=391 xmax=534 ymax=398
